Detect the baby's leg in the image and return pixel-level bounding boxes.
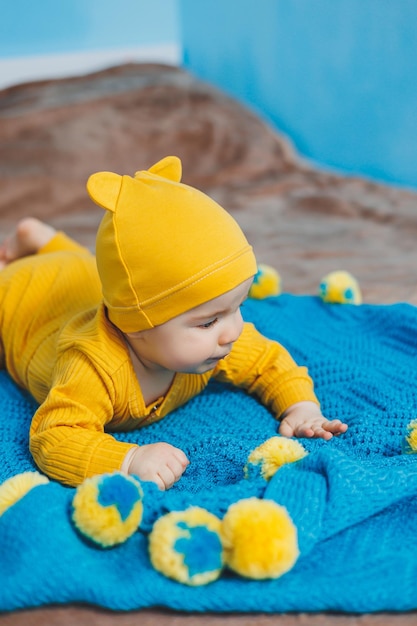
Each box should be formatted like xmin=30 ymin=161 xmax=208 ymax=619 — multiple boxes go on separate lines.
xmin=0 ymin=218 xmax=56 ymax=269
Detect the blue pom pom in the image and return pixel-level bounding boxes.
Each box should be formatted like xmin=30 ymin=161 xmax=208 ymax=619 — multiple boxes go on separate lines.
xmin=72 ymin=472 xmax=144 ymax=547
xmin=175 ymin=521 xmax=223 ymax=577
xmin=319 ymin=271 xmax=362 ymax=305
xmin=97 ymin=473 xmax=140 ymax=522
xmin=149 ymin=507 xmax=224 ymax=585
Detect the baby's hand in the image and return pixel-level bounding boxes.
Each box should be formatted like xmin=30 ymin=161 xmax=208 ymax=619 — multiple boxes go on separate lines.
xmin=278 ymin=401 xmax=348 ymax=441
xmin=124 ymin=442 xmax=189 ymax=490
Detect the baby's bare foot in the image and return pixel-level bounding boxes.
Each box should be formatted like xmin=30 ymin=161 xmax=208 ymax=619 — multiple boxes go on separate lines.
xmin=0 ymin=217 xmax=56 ymax=269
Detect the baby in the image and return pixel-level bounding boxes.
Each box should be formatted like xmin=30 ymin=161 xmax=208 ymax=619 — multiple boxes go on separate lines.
xmin=0 ymin=156 xmax=347 ymax=490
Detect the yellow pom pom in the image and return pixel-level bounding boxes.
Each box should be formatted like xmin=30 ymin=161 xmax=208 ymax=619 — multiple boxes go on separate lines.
xmin=72 ymin=472 xmax=143 ymax=547
xmin=149 ymin=507 xmax=224 ymax=586
xmin=249 ymin=264 xmax=281 ymax=299
xmin=404 ymin=419 xmax=417 ymax=453
xmin=319 ymin=270 xmax=362 ymax=304
xmin=0 ymin=472 xmax=49 ymax=516
xmin=221 ymin=497 xmax=299 ymax=579
xmin=245 ymin=436 xmax=308 ymax=480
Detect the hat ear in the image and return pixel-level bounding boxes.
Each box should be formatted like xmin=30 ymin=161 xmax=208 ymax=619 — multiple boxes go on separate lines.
xmin=86 ymin=172 xmax=123 ymax=212
xmin=139 ymin=156 xmax=182 ymax=182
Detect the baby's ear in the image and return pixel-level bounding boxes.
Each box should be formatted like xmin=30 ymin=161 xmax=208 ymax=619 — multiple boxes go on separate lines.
xmin=138 ymin=156 xmax=182 ymax=182
xmin=86 ymin=172 xmax=123 ymax=212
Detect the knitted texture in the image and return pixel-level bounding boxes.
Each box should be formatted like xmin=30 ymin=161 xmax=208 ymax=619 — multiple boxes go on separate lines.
xmin=1 ymin=294 xmax=417 ymax=612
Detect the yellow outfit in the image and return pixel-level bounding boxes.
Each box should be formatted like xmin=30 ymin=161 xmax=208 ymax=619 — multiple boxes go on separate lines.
xmin=0 ymin=234 xmax=317 ymax=486
xmin=0 ymin=156 xmax=318 ymax=486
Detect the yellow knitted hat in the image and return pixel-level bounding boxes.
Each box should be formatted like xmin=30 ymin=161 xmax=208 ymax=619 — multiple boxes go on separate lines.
xmin=87 ymin=156 xmax=257 ymax=332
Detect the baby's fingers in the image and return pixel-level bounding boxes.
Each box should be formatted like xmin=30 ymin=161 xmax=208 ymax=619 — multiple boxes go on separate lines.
xmin=292 ymin=422 xmax=327 ymax=439
xmin=322 ymin=419 xmax=348 ymax=435
xmin=172 ymin=448 xmax=190 ymax=469
xmin=304 ymin=419 xmax=348 ymax=440
xmin=158 ymin=452 xmax=190 ymax=490
xmin=155 ymin=463 xmax=180 ymax=491
xmin=279 ymin=417 xmax=319 ymax=438
xmin=278 ymin=419 xmax=296 ymax=438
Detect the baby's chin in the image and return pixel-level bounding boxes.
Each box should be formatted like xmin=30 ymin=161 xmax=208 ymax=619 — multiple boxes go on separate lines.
xmin=184 ymin=357 xmax=226 ymax=375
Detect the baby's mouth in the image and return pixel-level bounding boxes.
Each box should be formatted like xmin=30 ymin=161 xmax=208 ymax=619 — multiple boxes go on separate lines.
xmin=209 ymin=352 xmax=229 ymax=362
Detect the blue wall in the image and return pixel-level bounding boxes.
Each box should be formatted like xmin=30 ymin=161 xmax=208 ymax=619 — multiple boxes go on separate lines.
xmin=179 ymin=0 xmax=417 ymax=190
xmin=0 ymin=0 xmax=179 ymax=57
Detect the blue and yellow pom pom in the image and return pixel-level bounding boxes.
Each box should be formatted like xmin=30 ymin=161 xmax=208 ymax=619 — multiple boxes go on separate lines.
xmin=221 ymin=497 xmax=299 ymax=579
xmin=319 ymin=270 xmax=362 ymax=304
xmin=72 ymin=472 xmax=144 ymax=547
xmin=245 ymin=436 xmax=308 ymax=480
xmin=0 ymin=471 xmax=49 ymax=516
xmin=149 ymin=507 xmax=224 ymax=586
xmin=403 ymin=419 xmax=417 ymax=454
xmin=249 ymin=264 xmax=281 ymax=300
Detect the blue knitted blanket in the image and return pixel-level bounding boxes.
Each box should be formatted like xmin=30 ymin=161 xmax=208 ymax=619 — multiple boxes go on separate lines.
xmin=1 ymin=294 xmax=417 ymax=613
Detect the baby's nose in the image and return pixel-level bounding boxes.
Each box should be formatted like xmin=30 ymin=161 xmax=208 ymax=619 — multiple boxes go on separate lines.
xmin=219 ymin=312 xmax=243 ymax=345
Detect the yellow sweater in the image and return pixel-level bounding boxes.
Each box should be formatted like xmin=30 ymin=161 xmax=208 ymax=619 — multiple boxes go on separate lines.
xmin=0 ymin=234 xmax=318 ymax=486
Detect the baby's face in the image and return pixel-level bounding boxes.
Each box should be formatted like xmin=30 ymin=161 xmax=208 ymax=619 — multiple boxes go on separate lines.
xmin=125 ymin=277 xmax=253 ymax=375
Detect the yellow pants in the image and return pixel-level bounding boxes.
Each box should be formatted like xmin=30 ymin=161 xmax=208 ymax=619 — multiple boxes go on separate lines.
xmin=0 ymin=232 xmax=102 ymax=402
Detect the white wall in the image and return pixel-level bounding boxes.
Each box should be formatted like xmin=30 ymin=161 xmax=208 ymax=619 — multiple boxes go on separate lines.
xmin=0 ymin=0 xmax=180 ymax=89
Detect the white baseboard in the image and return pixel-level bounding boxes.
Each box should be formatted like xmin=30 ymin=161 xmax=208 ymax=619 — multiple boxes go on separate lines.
xmin=0 ymin=43 xmax=181 ymax=90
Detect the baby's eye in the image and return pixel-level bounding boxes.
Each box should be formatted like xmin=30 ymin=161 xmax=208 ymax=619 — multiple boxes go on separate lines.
xmin=198 ymin=318 xmax=218 ymax=329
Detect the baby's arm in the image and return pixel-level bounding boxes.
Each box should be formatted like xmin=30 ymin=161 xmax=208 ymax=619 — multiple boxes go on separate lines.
xmin=121 ymin=443 xmax=189 ymax=490
xmin=30 ymin=349 xmax=141 ymax=486
xmin=215 ymin=324 xmax=348 ymax=441
xmin=279 ymin=400 xmax=348 ymax=440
